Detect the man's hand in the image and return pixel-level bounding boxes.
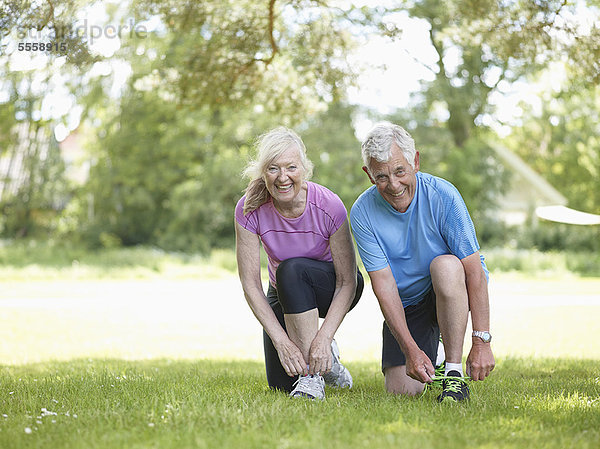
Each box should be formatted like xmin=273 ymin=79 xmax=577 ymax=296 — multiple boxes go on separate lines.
xmin=406 ymin=348 xmax=435 ymax=383
xmin=466 ymin=340 xmax=495 ymax=381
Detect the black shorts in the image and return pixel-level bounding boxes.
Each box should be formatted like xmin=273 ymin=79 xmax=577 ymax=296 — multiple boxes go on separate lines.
xmin=381 ymin=288 xmax=439 ymax=372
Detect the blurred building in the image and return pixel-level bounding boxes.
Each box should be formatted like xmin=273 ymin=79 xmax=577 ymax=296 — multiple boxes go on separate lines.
xmin=491 ymin=144 xmax=567 ymax=226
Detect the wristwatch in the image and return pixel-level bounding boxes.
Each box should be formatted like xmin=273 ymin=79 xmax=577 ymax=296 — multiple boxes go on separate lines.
xmin=472 ymin=330 xmax=492 ymax=343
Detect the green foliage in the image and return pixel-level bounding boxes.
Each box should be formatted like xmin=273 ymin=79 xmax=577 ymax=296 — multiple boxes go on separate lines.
xmin=377 ymin=1 xmax=599 ymax=236
xmin=78 ymin=91 xmax=199 ymax=246
xmin=0 ymin=358 xmax=599 ymax=449
xmin=2 ymin=0 xmax=600 ymax=253
xmin=301 ymin=102 xmax=371 ymax=210
xmin=124 ymin=0 xmax=376 ymax=116
xmin=1 ymin=239 xmax=598 ymax=280
xmin=71 ymin=83 xmax=295 ymax=250
xmin=45 ymin=1 xmax=386 ymax=251
xmin=0 ymin=124 xmax=69 ymax=239
xmin=0 ymin=24 xmax=75 ymax=239
xmin=403 ymin=0 xmax=533 ymax=147
xmin=0 ymin=0 xmax=99 ymax=68
xmin=485 ymin=247 xmax=600 ymax=277
xmin=520 ymin=221 xmax=600 ymax=253
xmin=157 ymin=158 xmax=244 ymax=253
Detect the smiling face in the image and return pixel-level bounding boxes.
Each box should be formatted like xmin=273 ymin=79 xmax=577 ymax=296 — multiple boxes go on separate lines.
xmin=263 ymin=144 xmax=306 ymax=210
xmin=364 ymin=143 xmax=420 ymax=213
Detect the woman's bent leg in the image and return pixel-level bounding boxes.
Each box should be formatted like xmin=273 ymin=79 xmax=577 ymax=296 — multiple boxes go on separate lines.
xmin=276 ymin=257 xmax=363 ymax=317
xmin=263 ymin=297 xmax=297 ymax=392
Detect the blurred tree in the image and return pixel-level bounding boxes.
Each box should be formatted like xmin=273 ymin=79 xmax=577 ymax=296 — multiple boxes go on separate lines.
xmin=377 ymin=0 xmax=599 ymax=222
xmin=0 ymin=0 xmax=100 ymax=67
xmin=0 ymin=59 xmax=68 ymax=238
xmin=125 ymin=0 xmax=381 ymax=118
xmin=59 ymin=0 xmax=384 ymax=249
xmin=3 ymin=0 xmax=600 ymax=251
xmin=395 ymin=0 xmax=600 ymax=146
xmin=301 ymin=102 xmax=370 ymax=210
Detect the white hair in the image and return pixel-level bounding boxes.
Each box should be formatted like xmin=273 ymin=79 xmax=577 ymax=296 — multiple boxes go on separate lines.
xmin=361 ymin=121 xmax=416 ymax=170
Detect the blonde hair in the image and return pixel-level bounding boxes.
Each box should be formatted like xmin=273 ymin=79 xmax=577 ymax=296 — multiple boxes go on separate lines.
xmin=242 ymin=127 xmax=314 ymax=215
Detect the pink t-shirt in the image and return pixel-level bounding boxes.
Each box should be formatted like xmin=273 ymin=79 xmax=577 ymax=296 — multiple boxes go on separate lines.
xmin=235 ymin=181 xmax=348 ymax=286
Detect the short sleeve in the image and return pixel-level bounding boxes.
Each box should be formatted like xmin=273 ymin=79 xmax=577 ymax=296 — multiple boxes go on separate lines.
xmin=235 ymin=196 xmax=259 ymax=234
xmin=326 ymin=192 xmax=349 ymax=235
xmin=350 ymin=201 xmax=389 ymax=272
xmin=439 ymin=185 xmax=480 ymax=260
xmin=311 ymin=183 xmax=348 ymax=236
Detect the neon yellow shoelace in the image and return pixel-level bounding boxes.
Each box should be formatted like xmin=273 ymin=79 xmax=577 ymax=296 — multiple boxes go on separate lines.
xmin=422 ymin=375 xmax=470 ymax=396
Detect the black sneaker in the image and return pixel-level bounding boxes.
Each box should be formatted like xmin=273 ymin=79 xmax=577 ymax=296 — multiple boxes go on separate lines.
xmin=437 ymin=370 xmax=470 ymax=402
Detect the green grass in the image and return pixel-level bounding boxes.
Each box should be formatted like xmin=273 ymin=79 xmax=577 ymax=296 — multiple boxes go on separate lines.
xmin=0 ymin=241 xmax=240 ymax=280
xmin=1 ymin=240 xmax=599 ymax=280
xmin=1 ymin=358 xmax=598 ymax=449
xmin=1 ymin=241 xmax=598 ymax=447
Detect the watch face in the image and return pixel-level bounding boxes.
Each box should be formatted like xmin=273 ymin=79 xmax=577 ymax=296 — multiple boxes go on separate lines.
xmin=475 ymin=331 xmax=492 ymax=343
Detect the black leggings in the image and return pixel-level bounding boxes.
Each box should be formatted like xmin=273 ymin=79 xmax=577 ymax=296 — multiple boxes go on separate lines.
xmin=263 ymin=257 xmax=364 ymax=392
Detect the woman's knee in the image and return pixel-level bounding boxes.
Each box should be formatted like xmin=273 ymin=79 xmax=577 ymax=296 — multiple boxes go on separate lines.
xmin=275 ymin=258 xmax=317 ymax=314
xmin=275 ymin=257 xmax=307 ymax=286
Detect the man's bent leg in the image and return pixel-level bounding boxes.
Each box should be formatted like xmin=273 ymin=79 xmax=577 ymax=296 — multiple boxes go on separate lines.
xmin=384 ymin=365 xmax=425 ymax=396
xmin=430 ymin=255 xmax=469 ymax=367
xmin=381 ymin=294 xmax=438 ymax=396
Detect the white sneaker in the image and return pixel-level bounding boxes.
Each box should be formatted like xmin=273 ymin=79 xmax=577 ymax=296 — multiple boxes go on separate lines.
xmin=322 ymin=339 xmax=353 ymax=389
xmin=290 ymin=374 xmax=325 ymax=400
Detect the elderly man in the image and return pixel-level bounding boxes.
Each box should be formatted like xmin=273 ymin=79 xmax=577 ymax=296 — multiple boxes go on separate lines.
xmin=350 ymin=122 xmax=495 ymax=402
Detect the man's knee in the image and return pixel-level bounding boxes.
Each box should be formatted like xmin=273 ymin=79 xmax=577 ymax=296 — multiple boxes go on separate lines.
xmin=384 ymin=365 xmax=425 ymax=396
xmin=430 ymin=255 xmax=465 ymax=295
xmin=430 ymin=254 xmax=463 ymax=277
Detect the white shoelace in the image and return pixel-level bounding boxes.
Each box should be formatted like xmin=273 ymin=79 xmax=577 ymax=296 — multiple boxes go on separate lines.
xmin=291 ymin=375 xmax=324 ymax=399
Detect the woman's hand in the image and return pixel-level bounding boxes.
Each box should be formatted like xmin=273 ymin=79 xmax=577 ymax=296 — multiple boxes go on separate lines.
xmin=308 ymin=334 xmax=333 ymax=375
xmin=274 ymin=338 xmax=308 ymax=377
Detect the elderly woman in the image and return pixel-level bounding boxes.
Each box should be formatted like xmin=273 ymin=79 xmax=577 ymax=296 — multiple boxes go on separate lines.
xmin=235 ymin=127 xmax=363 ymax=400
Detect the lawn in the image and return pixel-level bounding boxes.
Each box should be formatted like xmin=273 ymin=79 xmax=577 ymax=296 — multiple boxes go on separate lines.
xmin=1 ymin=359 xmax=598 ymax=449
xmin=0 ymin=244 xmax=599 ymax=448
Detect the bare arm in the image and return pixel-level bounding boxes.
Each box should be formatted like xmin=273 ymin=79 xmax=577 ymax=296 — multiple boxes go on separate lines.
xmin=235 ymin=221 xmax=307 ymax=377
xmin=369 ymin=266 xmax=434 ymax=383
xmin=461 ymin=251 xmax=495 ymax=380
xmin=308 ymin=220 xmax=358 ymax=374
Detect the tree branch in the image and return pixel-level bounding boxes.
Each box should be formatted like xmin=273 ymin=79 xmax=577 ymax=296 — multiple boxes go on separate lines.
xmin=223 ymin=0 xmax=280 ymax=102
xmin=38 ymin=0 xmax=55 ymax=31
xmin=264 ymin=0 xmax=278 ymax=65
xmin=428 ymin=26 xmax=446 ymax=80
xmin=402 ymin=48 xmax=437 ymax=76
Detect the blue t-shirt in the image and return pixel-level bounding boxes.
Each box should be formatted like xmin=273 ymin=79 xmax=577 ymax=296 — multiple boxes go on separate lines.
xmin=350 ymin=172 xmax=488 ymax=307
